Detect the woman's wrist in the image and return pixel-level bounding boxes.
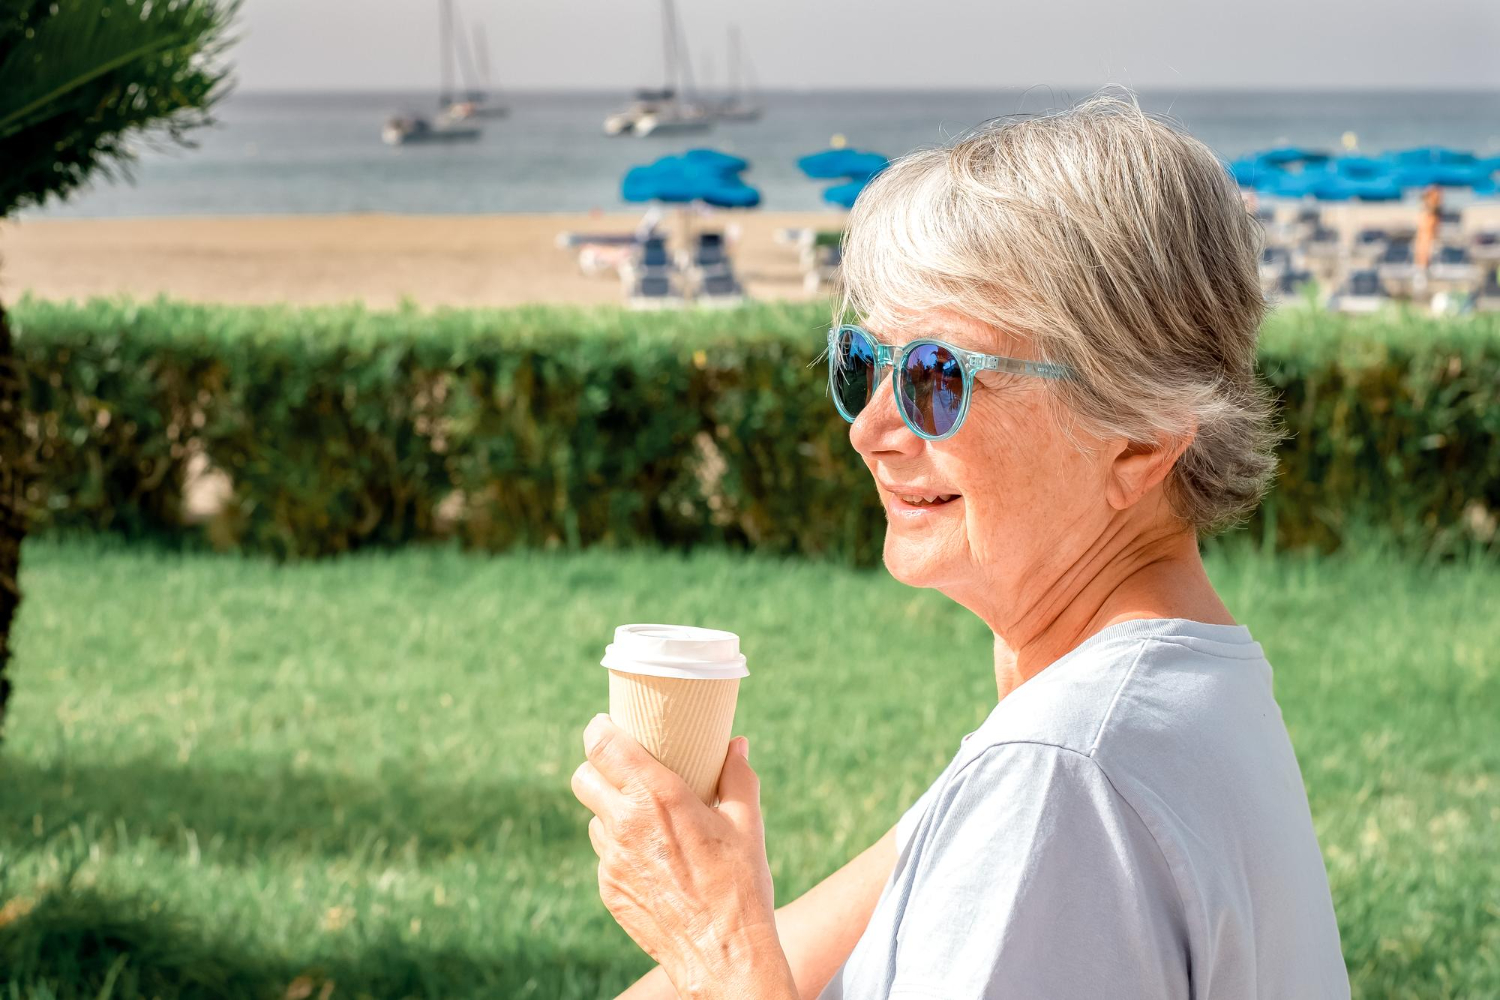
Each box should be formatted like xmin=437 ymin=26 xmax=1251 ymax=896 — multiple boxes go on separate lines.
xmin=671 ymin=921 xmax=799 ymax=1000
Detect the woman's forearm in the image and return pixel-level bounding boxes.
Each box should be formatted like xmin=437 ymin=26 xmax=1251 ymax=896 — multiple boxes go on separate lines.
xmin=617 ymin=844 xmax=889 ymax=1000
xmin=612 ymin=929 xmax=798 ymax=1000
xmin=615 ymin=911 xmax=804 ymax=995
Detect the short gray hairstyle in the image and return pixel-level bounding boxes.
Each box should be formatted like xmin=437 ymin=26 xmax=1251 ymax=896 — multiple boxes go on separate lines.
xmin=836 ymin=88 xmax=1285 ymax=538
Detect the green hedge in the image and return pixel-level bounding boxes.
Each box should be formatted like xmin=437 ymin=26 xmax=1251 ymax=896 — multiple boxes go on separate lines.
xmin=11 ymin=296 xmax=1500 ymax=563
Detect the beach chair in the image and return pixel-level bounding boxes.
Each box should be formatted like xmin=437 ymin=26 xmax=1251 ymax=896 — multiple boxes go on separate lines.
xmin=1470 ymin=230 xmax=1500 ymax=263
xmin=618 ymin=236 xmax=674 ymax=285
xmin=627 ymin=272 xmax=686 ymax=310
xmin=681 ymin=231 xmax=729 ymax=273
xmin=1350 ymin=228 xmax=1389 ymax=264
xmin=1375 ymin=238 xmax=1417 ymax=293
xmin=1272 ymin=268 xmax=1316 ymax=302
xmin=558 ymin=219 xmax=666 ymax=277
xmin=1302 ymin=225 xmax=1340 ymax=262
xmin=774 ymin=226 xmax=816 ymax=248
xmin=1287 ymin=206 xmax=1321 ymax=243
xmin=1258 ymin=246 xmax=1292 ymax=293
xmin=1437 ymin=208 xmax=1464 ymax=242
xmin=803 ymin=241 xmax=844 ymax=295
xmin=1430 ymin=245 xmax=1480 ymax=285
xmin=1328 ymin=269 xmax=1389 ymax=314
xmin=696 ymin=270 xmax=747 ymax=308
xmin=1474 ymin=268 xmax=1500 ymax=313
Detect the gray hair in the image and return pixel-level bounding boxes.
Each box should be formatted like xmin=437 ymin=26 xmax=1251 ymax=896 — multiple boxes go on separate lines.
xmin=836 ymin=88 xmax=1285 ymax=538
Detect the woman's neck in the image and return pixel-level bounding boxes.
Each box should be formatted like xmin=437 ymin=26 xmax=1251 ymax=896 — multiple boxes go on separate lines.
xmin=990 ymin=530 xmax=1234 ymax=702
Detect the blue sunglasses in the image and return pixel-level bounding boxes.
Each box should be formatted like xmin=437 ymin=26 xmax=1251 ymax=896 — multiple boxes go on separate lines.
xmin=827 ymin=324 xmax=1076 ymax=441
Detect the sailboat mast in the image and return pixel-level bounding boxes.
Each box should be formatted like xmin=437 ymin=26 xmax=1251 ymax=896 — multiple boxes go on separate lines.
xmin=660 ymin=0 xmax=676 ymax=95
xmin=728 ymin=25 xmax=740 ymax=96
xmin=669 ymin=0 xmax=697 ymax=98
xmin=450 ymin=3 xmax=481 ymax=100
xmin=473 ymin=22 xmax=492 ymax=93
xmin=438 ymin=0 xmax=454 ymax=106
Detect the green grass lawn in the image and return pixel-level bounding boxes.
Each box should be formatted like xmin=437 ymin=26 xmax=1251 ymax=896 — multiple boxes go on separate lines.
xmin=1 ymin=534 xmax=1496 ymax=999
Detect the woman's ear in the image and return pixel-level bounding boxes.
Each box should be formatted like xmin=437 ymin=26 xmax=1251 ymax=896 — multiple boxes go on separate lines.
xmin=1104 ymin=420 xmax=1197 ymax=512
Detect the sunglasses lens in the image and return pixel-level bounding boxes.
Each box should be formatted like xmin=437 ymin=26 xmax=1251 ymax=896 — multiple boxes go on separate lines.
xmin=900 ymin=344 xmax=965 ymax=437
xmin=831 ymin=327 xmax=878 ymax=420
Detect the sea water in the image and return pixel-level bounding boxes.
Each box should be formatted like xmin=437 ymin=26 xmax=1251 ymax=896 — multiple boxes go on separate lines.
xmin=28 ymin=88 xmax=1500 ymax=218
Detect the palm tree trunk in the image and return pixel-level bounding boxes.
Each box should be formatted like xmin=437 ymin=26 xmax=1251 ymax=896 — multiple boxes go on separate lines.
xmin=0 ymin=297 xmax=26 ymax=740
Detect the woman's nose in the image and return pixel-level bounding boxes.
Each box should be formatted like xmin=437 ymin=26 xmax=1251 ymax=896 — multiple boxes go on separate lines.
xmin=849 ymin=378 xmax=923 ymax=461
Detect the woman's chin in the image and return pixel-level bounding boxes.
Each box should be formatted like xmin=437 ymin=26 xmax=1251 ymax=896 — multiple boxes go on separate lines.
xmin=882 ymin=537 xmax=957 ymax=590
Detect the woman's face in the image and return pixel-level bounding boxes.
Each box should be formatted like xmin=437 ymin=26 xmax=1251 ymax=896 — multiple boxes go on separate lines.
xmin=848 ymin=307 xmax=1111 ymax=617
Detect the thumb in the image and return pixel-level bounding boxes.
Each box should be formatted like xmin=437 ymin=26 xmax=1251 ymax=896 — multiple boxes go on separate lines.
xmin=715 ymin=737 xmax=760 ymax=829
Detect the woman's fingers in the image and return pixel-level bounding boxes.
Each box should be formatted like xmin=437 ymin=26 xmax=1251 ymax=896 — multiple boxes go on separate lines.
xmin=583 ymin=715 xmax=663 ymax=793
xmin=572 ymin=758 xmax=627 ymax=829
xmin=588 ymin=815 xmax=607 ymax=857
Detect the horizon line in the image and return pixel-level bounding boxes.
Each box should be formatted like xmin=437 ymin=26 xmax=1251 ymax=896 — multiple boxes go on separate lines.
xmin=224 ymin=83 xmax=1500 ymax=96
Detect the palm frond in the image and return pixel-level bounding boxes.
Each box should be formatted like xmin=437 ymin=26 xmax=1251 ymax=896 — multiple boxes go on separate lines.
xmin=0 ymin=0 xmax=239 ymax=215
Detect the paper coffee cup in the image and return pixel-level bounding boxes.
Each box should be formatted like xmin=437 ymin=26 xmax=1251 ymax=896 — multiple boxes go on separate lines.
xmin=601 ymin=624 xmax=749 ymax=806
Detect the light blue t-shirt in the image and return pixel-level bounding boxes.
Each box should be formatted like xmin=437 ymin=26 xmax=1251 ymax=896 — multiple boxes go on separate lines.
xmin=818 ymin=617 xmax=1349 ymax=999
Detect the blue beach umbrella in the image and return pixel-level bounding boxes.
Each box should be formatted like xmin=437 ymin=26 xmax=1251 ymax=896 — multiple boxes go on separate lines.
xmin=1228 ymin=156 xmax=1286 ymax=188
xmin=1260 ymin=170 xmax=1324 ymax=199
xmin=1334 ymin=156 xmax=1387 ymax=180
xmin=621 ymin=152 xmax=760 ymax=207
xmin=1338 ymin=177 xmax=1405 ymax=202
xmin=797 ymin=148 xmax=889 ymax=180
xmin=1256 ymin=146 xmax=1332 ymax=168
xmin=620 ymin=151 xmax=761 ymax=264
xmin=1386 ymin=146 xmax=1476 ymax=167
xmin=822 ymin=180 xmax=868 ymax=209
xmin=681 ymin=148 xmax=750 ymax=173
xmin=797 ymin=146 xmax=889 ymax=210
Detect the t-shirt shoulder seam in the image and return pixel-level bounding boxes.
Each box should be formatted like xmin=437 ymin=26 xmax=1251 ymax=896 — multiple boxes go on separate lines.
xmin=1090 ymin=634 xmax=1156 ymax=756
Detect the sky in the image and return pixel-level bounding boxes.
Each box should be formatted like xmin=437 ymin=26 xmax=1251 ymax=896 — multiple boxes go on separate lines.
xmin=233 ymin=0 xmax=1500 ymax=92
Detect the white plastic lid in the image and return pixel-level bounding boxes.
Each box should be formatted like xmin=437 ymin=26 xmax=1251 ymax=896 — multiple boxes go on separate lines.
xmin=601 ymin=623 xmax=749 ymax=680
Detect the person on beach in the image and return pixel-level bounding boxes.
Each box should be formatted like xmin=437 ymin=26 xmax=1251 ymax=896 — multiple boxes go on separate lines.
xmin=572 ymin=91 xmax=1349 ymax=999
xmin=1414 ymin=185 xmax=1443 ymax=294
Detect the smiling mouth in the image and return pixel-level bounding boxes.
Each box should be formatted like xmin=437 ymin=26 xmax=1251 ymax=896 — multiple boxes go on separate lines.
xmin=890 ymin=492 xmax=961 ymax=509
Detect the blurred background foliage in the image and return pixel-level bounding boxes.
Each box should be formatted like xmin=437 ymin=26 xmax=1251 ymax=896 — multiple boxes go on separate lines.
xmin=10 ymin=296 xmax=1499 ymax=564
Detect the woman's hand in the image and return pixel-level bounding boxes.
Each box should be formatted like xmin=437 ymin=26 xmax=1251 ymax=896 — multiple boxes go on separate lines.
xmin=571 ymin=714 xmax=795 ymax=999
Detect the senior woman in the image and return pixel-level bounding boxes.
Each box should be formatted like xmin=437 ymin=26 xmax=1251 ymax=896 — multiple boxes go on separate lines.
xmin=572 ymin=92 xmax=1348 ymax=999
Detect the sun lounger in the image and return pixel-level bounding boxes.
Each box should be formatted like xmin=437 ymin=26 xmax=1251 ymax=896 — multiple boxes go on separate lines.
xmin=696 ymin=270 xmax=746 ymax=308
xmin=1376 ymin=238 xmax=1417 ymax=292
xmin=1437 ymin=208 xmax=1464 ymax=241
xmin=558 ymin=221 xmax=667 ymax=277
xmin=1328 ymin=268 xmax=1390 ymax=314
xmin=1272 ymin=269 xmax=1316 ymax=302
xmin=1430 ymin=245 xmax=1480 ymax=285
xmin=803 ymin=241 xmax=843 ymax=295
xmin=1473 ymin=268 xmax=1500 ymax=313
xmin=1470 ymin=230 xmax=1500 ymax=262
xmin=627 ymin=272 xmax=687 ymax=310
xmin=1301 ymin=225 xmax=1340 ymax=261
xmin=1258 ymin=246 xmax=1293 ymax=293
xmin=1350 ymin=228 xmax=1389 ymax=263
xmin=679 ymin=231 xmax=729 ymax=273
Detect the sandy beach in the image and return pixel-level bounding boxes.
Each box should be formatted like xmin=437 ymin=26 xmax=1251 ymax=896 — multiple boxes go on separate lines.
xmin=2 ymin=203 xmax=1497 ymax=309
xmin=0 ymin=211 xmax=844 ymax=309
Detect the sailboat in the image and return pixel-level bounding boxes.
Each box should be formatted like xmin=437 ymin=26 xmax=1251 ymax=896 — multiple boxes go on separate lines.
xmin=603 ymin=0 xmax=714 ymax=137
xmin=382 ymin=0 xmax=481 ymax=145
xmin=442 ymin=14 xmax=509 ymax=120
xmin=716 ymin=25 xmax=762 ymax=122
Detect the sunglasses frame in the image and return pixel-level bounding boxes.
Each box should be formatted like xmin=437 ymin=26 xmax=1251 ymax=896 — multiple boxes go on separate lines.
xmin=826 ymin=324 xmax=1077 ymax=441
